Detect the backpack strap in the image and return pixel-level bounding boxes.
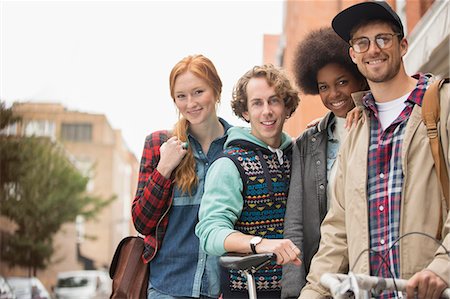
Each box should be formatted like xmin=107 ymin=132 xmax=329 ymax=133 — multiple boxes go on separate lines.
xmin=422 ymin=78 xmax=449 ymax=237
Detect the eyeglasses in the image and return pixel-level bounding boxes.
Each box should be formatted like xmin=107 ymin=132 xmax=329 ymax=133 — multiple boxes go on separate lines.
xmin=350 ymin=33 xmax=402 ymax=53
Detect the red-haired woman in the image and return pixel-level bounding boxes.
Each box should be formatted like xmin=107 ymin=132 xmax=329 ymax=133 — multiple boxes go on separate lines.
xmin=132 ymin=54 xmax=232 ymax=299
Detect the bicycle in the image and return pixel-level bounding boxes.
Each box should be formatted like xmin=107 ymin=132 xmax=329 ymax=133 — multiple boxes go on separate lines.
xmin=219 ymin=252 xmax=275 ymax=299
xmin=321 ymin=272 xmax=450 ymax=299
xmin=220 ymin=253 xmax=450 ymax=299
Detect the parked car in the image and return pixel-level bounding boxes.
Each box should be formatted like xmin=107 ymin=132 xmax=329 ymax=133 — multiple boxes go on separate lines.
xmin=53 ymin=270 xmax=111 ymax=299
xmin=0 ymin=276 xmax=16 ymax=299
xmin=6 ymin=277 xmax=50 ymax=299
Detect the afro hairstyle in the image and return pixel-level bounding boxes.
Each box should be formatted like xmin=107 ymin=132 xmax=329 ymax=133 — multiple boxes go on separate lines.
xmin=292 ymin=27 xmax=366 ymax=95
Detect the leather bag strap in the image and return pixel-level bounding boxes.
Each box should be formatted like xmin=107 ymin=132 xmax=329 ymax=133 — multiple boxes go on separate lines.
xmin=422 ymin=77 xmax=449 ymax=214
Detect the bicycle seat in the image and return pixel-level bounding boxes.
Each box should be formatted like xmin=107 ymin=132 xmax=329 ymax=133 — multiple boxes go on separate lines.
xmin=219 ymin=253 xmax=275 ymax=271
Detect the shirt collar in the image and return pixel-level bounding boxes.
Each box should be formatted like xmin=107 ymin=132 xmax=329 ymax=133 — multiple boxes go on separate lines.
xmin=187 ymin=117 xmax=232 ymax=141
xmin=268 ymin=146 xmax=284 ymax=165
xmin=362 ymin=73 xmax=431 ymax=113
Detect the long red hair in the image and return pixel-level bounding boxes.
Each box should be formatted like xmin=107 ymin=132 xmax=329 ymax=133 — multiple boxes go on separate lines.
xmin=169 ymin=54 xmax=222 ymax=194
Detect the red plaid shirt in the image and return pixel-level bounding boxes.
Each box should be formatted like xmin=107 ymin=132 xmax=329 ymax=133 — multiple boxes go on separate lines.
xmin=132 ymin=130 xmax=173 ymax=263
xmin=363 ymin=74 xmax=430 ymax=298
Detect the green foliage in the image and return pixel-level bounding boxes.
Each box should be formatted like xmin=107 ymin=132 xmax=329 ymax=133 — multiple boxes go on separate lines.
xmin=0 ymin=101 xmax=21 ymax=130
xmin=0 ymin=101 xmax=113 ymax=273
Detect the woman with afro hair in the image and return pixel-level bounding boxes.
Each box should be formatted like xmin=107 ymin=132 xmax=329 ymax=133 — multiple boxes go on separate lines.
xmin=281 ymin=27 xmax=368 ymax=298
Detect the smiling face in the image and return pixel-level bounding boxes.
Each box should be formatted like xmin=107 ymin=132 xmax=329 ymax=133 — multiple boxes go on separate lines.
xmin=317 ymin=63 xmax=361 ymax=118
xmin=349 ymin=21 xmax=407 ymax=84
xmin=173 ymin=71 xmax=217 ymax=126
xmin=242 ymin=77 xmax=289 ymax=148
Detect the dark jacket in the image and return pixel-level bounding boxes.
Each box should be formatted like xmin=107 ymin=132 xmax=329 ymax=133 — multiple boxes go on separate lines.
xmin=281 ymin=112 xmax=334 ymax=298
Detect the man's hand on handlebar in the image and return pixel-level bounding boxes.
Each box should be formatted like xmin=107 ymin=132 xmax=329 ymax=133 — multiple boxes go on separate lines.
xmin=255 ymin=238 xmax=302 ymax=266
xmin=406 ymin=269 xmax=448 ymax=299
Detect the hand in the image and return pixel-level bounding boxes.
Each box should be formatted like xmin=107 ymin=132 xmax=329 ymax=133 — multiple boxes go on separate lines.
xmin=306 ymin=117 xmax=323 ymax=129
xmin=256 ymin=238 xmax=302 ymax=266
xmin=406 ymin=270 xmax=447 ymax=299
xmin=156 ymin=136 xmax=188 ymax=178
xmin=345 ymin=106 xmax=364 ymax=129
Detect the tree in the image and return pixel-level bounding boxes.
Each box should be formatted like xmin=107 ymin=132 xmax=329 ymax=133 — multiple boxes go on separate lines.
xmin=0 ymin=101 xmax=21 ymax=130
xmin=0 ymin=101 xmax=113 ymax=275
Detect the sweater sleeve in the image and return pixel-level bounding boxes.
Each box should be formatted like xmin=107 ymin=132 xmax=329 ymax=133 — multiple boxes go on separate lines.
xmin=195 ymin=157 xmax=244 ymax=256
xmin=282 ymin=142 xmax=306 ymax=298
xmin=132 ymin=131 xmax=173 ymax=235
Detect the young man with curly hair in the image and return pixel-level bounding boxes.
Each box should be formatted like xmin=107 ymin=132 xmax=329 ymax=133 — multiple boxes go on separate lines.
xmin=281 ymin=27 xmax=368 ymax=299
xmin=196 ymin=64 xmax=301 ymax=298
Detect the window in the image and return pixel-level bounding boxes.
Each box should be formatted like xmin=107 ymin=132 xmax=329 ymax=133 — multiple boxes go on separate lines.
xmin=0 ymin=123 xmax=17 ymax=136
xmin=73 ymin=158 xmax=95 ymax=192
xmin=24 ymin=120 xmax=56 ymax=140
xmin=61 ymin=123 xmax=92 ymax=142
xmin=57 ymin=276 xmax=90 ymax=288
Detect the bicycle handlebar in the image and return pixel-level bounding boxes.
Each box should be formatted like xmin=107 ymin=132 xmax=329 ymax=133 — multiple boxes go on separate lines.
xmin=321 ymin=273 xmax=450 ymax=299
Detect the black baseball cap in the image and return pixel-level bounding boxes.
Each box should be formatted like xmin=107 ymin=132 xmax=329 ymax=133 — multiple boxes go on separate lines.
xmin=332 ymin=1 xmax=404 ymax=43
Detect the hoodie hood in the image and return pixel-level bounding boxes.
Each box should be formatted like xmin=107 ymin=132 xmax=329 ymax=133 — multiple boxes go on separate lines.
xmin=224 ymin=126 xmax=293 ymax=153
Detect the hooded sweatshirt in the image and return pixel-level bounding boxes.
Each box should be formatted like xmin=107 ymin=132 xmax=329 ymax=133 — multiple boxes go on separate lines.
xmin=196 ymin=126 xmax=293 ymax=293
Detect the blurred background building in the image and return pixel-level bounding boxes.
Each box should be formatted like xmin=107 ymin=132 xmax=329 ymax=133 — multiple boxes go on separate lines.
xmin=0 ymin=102 xmax=138 ymax=288
xmin=263 ymin=0 xmax=449 ymax=138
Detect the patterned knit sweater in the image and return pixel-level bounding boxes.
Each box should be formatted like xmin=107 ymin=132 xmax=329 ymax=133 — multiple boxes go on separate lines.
xmin=222 ymin=139 xmax=291 ymax=292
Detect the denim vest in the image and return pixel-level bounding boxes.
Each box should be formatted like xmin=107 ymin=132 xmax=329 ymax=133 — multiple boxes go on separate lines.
xmin=149 ymin=119 xmax=231 ymax=298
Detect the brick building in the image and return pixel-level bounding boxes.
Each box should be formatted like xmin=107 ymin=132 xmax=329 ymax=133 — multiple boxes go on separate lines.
xmin=0 ymin=102 xmax=139 ymax=289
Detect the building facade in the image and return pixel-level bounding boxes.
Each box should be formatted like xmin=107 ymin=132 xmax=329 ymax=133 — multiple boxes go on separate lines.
xmin=0 ymin=102 xmax=139 ymax=289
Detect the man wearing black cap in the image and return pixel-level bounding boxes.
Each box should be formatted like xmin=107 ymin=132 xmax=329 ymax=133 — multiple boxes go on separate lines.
xmin=299 ymin=1 xmax=450 ymax=299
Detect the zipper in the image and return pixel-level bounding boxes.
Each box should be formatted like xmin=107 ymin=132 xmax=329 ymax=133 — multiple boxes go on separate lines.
xmin=257 ymin=150 xmax=274 ymax=198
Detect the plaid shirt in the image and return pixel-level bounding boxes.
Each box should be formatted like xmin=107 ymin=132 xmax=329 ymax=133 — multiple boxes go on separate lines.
xmin=132 ymin=130 xmax=173 ymax=263
xmin=364 ymin=74 xmax=430 ymax=298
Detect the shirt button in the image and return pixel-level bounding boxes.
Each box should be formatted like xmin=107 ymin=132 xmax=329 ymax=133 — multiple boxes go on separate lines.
xmin=311 ymin=137 xmax=316 ymax=142
xmin=379 ymin=205 xmax=384 ymax=211
xmin=319 ymin=184 xmax=325 ymax=190
xmin=380 ymin=239 xmax=385 ymax=245
xmin=316 ymin=160 xmax=321 ymax=165
xmin=379 ymin=173 xmax=385 ymax=179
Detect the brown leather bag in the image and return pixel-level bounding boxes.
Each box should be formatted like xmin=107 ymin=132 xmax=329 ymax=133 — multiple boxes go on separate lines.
xmin=109 ymin=236 xmax=149 ymax=299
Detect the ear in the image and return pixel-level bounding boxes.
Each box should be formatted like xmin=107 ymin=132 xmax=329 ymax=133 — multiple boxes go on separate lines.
xmin=242 ymin=111 xmax=250 ymax=122
xmin=349 ymin=47 xmax=358 ymax=64
xmin=399 ymin=38 xmax=408 ymax=57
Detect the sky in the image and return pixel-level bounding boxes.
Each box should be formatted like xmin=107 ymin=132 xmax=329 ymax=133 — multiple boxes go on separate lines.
xmin=1 ymin=0 xmax=284 ymax=159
